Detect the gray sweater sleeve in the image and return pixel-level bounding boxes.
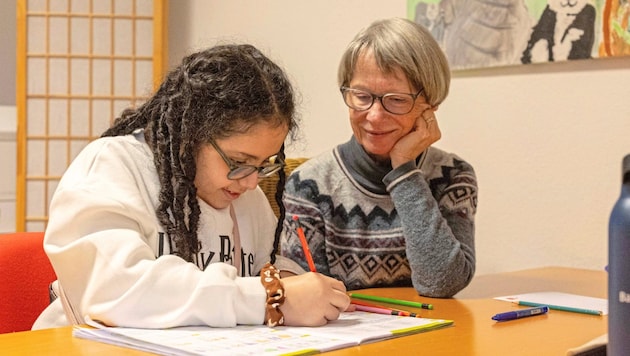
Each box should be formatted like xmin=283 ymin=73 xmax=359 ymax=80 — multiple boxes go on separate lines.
xmin=384 ymin=160 xmax=477 ymax=297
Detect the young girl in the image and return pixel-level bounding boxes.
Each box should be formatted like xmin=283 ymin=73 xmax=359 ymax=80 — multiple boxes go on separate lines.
xmin=33 ymin=44 xmax=350 ymax=330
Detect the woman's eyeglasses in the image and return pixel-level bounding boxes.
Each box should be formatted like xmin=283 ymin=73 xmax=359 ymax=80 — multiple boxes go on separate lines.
xmin=340 ymin=86 xmax=424 ymax=115
xmin=209 ymin=140 xmax=284 ymax=180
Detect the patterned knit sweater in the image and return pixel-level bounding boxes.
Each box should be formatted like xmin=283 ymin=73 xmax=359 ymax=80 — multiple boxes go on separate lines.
xmin=276 ymin=136 xmax=478 ymax=297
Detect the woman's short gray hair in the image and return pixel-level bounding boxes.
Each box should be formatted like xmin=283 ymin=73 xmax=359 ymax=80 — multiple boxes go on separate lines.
xmin=337 ymin=17 xmax=450 ymax=107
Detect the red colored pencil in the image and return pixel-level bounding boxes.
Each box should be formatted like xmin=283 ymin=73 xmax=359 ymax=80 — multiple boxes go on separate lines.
xmin=293 ymin=215 xmax=316 ymax=272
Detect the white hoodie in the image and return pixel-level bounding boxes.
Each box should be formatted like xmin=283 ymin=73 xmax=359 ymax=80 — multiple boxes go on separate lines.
xmin=33 ymin=132 xmax=281 ymax=329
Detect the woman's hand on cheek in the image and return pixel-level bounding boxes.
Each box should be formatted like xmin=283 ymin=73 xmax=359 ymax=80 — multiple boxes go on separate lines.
xmin=390 ymin=107 xmax=441 ymax=168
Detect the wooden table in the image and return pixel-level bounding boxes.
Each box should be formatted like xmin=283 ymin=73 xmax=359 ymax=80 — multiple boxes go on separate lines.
xmin=0 ymin=266 xmax=607 ymax=355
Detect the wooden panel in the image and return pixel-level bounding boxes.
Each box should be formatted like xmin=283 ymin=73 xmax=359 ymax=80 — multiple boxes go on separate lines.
xmin=15 ymin=0 xmax=168 ymax=231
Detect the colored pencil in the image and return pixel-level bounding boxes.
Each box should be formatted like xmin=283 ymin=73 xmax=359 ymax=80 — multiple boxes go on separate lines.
xmin=349 ymin=292 xmax=434 ymax=310
xmin=351 ymin=304 xmax=418 ymax=317
xmin=293 ymin=215 xmax=316 ymax=272
xmin=350 ymin=300 xmax=420 ymax=317
xmin=517 ymin=301 xmax=603 ymax=316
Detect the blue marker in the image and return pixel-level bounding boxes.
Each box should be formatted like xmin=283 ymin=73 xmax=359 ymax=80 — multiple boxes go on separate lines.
xmin=492 ymin=305 xmax=549 ymax=321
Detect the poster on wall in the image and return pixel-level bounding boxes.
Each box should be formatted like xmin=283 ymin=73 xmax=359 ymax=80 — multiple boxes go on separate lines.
xmin=407 ymin=0 xmax=630 ymax=70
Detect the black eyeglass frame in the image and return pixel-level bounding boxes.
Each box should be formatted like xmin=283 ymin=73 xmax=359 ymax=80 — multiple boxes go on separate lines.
xmin=339 ymin=86 xmax=424 ymax=115
xmin=209 ymin=139 xmax=285 ymax=180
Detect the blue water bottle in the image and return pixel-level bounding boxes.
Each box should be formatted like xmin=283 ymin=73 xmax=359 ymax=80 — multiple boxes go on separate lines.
xmin=608 ymin=153 xmax=630 ymax=355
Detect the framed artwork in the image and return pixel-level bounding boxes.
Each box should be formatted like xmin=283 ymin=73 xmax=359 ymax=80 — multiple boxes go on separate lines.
xmin=407 ymin=0 xmax=630 ymax=70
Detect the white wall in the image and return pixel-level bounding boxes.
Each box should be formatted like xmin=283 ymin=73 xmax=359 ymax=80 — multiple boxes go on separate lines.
xmin=0 ymin=1 xmax=16 ymax=105
xmin=0 ymin=1 xmax=16 ymax=232
xmin=169 ymin=0 xmax=630 ymax=275
xmin=0 ymin=106 xmax=16 ymax=233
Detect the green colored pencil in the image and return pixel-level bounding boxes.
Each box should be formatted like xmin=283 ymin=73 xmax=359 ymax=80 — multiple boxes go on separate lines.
xmin=349 ymin=292 xmax=433 ymax=310
xmin=517 ymin=301 xmax=602 ymax=316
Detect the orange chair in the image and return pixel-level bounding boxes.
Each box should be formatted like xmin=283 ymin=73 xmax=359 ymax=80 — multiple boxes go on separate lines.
xmin=0 ymin=232 xmax=57 ymax=333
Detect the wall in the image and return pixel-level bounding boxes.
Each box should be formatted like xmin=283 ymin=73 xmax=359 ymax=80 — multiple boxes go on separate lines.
xmin=169 ymin=0 xmax=630 ymax=276
xmin=0 ymin=106 xmax=16 ymax=233
xmin=0 ymin=1 xmax=16 ymax=232
xmin=0 ymin=1 xmax=16 ymax=105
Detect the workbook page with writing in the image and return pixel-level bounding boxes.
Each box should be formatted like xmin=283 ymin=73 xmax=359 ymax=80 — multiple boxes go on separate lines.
xmin=73 ymin=311 xmax=453 ymax=356
xmin=297 ymin=310 xmax=453 ymax=342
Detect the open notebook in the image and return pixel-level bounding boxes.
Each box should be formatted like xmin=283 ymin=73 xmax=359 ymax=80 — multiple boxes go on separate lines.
xmin=73 ymin=311 xmax=453 ymax=355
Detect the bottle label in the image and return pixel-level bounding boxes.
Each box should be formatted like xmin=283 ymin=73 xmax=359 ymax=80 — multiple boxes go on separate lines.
xmin=620 ymin=291 xmax=630 ymax=304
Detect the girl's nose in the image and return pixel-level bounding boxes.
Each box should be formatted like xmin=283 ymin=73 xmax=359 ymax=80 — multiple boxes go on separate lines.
xmin=237 ymin=171 xmax=260 ymax=190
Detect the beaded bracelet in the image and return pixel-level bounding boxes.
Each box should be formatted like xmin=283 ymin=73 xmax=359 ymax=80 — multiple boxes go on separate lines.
xmin=260 ymin=262 xmax=285 ymax=327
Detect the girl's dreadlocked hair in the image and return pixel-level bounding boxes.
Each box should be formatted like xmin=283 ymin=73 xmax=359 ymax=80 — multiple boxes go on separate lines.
xmin=101 ymin=44 xmax=299 ymax=263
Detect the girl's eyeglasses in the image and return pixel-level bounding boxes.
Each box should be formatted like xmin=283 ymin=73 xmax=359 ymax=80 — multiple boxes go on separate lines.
xmin=209 ymin=140 xmax=284 ymax=180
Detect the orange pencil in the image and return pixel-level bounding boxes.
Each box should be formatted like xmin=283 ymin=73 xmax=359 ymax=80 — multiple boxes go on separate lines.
xmin=293 ymin=215 xmax=316 ymax=272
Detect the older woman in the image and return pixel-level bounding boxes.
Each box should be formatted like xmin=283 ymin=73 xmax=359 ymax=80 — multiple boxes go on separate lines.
xmin=277 ymin=18 xmax=478 ymax=298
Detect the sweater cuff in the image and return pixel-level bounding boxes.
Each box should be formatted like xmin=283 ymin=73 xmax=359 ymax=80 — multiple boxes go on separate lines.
xmin=273 ymin=255 xmax=308 ymax=275
xmin=234 ymin=276 xmax=267 ymax=325
xmin=383 ymin=160 xmax=418 ymax=188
